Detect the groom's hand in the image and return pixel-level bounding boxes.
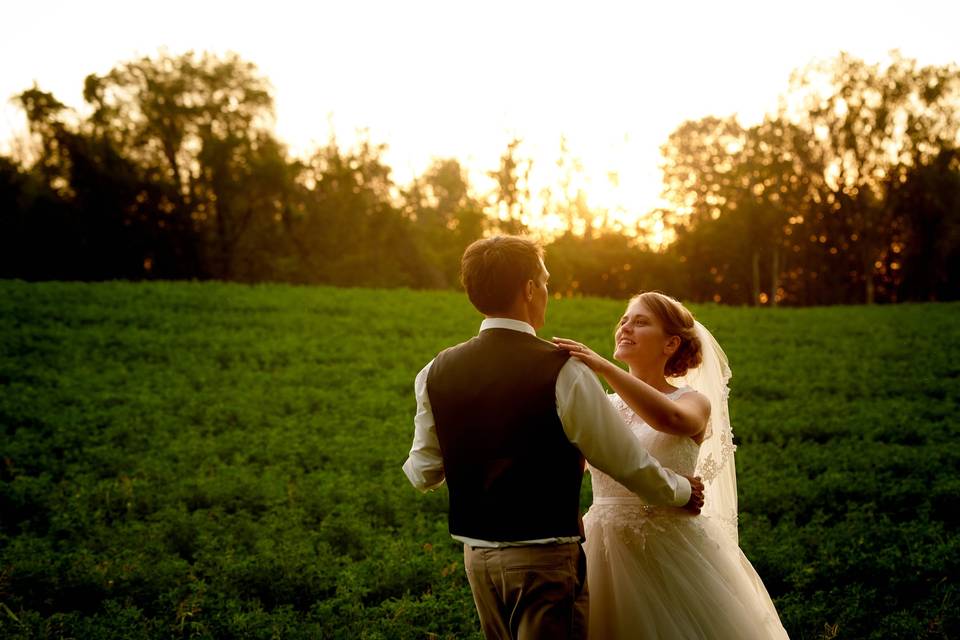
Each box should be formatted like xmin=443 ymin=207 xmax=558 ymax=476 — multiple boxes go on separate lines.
xmin=680 ymin=475 xmax=704 ymax=515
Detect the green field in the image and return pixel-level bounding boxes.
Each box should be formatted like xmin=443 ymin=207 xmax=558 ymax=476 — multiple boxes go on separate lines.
xmin=1 ymin=281 xmax=958 ymax=639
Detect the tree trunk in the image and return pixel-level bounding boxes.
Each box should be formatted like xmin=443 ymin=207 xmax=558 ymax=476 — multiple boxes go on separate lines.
xmin=751 ymin=250 xmax=761 ymax=305
xmin=863 ymin=245 xmax=876 ymax=305
xmin=771 ymin=246 xmax=780 ymax=307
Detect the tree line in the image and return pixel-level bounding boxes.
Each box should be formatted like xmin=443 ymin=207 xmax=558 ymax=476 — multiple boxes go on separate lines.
xmin=1 ymin=50 xmax=957 ymax=304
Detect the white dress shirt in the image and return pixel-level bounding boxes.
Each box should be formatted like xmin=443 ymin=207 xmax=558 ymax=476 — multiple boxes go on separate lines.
xmin=402 ymin=317 xmax=692 ymax=547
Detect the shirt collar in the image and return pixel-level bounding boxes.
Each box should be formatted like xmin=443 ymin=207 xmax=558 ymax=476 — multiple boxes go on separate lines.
xmin=480 ymin=317 xmax=536 ymax=336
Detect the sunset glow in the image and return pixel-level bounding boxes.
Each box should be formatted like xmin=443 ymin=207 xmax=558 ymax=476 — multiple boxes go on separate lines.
xmin=3 ymin=0 xmax=958 ymax=236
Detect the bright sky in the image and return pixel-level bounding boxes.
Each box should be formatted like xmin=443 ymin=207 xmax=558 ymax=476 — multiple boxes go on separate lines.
xmin=2 ymin=0 xmax=958 ymax=234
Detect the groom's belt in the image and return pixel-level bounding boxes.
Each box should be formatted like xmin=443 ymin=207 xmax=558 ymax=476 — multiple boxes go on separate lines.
xmin=455 ymin=535 xmax=582 ymax=549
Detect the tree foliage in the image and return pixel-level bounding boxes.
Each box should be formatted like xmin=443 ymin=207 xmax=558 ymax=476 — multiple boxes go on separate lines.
xmin=660 ymin=51 xmax=960 ymax=304
xmin=2 ymin=50 xmax=958 ymax=304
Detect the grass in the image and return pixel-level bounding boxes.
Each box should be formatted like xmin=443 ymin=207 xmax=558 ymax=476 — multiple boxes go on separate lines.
xmin=0 ymin=280 xmax=958 ymax=639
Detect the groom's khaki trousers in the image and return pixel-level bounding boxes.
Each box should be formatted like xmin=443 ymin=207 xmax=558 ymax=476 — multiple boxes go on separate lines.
xmin=463 ymin=542 xmax=588 ymax=640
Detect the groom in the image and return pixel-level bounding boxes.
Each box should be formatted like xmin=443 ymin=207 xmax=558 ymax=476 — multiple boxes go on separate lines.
xmin=403 ymin=235 xmax=704 ymax=639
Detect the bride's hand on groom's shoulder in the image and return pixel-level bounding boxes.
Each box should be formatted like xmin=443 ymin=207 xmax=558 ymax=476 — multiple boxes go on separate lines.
xmin=552 ymin=337 xmax=611 ymax=374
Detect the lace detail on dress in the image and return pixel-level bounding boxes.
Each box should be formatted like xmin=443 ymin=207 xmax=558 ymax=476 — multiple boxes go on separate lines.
xmin=585 ymin=500 xmax=701 ymax=553
xmin=586 ymin=389 xmax=704 ymax=555
xmin=696 ymin=384 xmax=737 ymax=482
xmin=603 ymin=390 xmax=701 ymax=476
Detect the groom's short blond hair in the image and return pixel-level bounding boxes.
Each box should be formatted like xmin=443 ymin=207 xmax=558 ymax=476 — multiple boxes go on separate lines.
xmin=461 ymin=236 xmax=543 ymax=315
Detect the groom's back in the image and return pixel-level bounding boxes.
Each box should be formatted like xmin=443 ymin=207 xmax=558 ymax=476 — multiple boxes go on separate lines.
xmin=427 ymin=329 xmax=584 ymax=541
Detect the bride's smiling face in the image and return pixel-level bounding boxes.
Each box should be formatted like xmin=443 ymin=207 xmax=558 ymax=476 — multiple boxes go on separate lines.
xmin=613 ymin=299 xmax=669 ymax=364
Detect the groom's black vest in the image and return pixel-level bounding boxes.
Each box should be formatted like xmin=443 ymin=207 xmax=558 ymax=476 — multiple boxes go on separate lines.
xmin=427 ymin=328 xmax=585 ymax=541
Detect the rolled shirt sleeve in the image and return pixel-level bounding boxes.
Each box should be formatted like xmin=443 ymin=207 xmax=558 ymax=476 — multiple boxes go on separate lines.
xmin=556 ymin=358 xmax=692 ymax=507
xmin=402 ymin=360 xmax=447 ymax=492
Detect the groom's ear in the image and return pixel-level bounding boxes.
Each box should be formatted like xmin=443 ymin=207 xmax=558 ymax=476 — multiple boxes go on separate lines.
xmin=524 ymin=279 xmax=535 ymax=301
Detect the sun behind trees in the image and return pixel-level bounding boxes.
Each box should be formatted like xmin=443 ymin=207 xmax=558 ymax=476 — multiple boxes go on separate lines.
xmin=1 ymin=49 xmax=958 ymax=304
xmin=661 ymin=51 xmax=960 ymax=305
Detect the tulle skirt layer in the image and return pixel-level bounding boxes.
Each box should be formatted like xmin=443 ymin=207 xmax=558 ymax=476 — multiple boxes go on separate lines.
xmin=583 ymin=504 xmax=789 ymax=639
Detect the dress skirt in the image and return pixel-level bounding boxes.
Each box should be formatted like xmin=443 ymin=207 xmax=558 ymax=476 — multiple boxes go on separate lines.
xmin=583 ymin=499 xmax=789 ymax=639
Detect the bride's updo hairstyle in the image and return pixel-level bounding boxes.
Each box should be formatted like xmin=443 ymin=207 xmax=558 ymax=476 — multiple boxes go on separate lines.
xmin=631 ymin=291 xmax=703 ymax=378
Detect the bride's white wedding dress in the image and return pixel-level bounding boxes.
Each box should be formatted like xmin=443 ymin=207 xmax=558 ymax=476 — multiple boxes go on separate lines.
xmin=583 ymin=388 xmax=789 ymax=639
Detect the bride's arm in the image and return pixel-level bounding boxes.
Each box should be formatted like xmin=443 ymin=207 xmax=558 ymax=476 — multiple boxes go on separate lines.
xmin=599 ymin=362 xmax=710 ymax=439
xmin=553 ymin=338 xmax=710 ymax=440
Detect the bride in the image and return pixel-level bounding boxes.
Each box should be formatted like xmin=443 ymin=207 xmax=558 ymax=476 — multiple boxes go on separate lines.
xmin=554 ymin=291 xmax=789 ymax=639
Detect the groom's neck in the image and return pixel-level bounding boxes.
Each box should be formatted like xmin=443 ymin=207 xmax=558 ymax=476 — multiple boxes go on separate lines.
xmin=486 ymin=312 xmax=537 ymax=328
xmin=488 ymin=300 xmax=538 ymax=329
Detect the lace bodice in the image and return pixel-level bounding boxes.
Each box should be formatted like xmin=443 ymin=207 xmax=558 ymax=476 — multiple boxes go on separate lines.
xmin=588 ymin=387 xmax=701 ymax=500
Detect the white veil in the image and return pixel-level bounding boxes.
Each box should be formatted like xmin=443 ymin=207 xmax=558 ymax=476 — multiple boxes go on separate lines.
xmin=669 ymin=320 xmax=739 ymax=545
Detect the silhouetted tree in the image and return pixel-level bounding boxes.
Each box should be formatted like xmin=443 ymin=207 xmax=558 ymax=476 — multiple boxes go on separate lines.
xmin=10 ymin=87 xmax=170 ymax=279
xmin=787 ymin=51 xmax=960 ymax=302
xmin=82 ymin=50 xmax=280 ymax=279
xmin=887 ymin=147 xmax=960 ymax=300
xmin=3 ymin=49 xmax=959 ymax=304
xmin=552 ymin=136 xmax=594 ymax=238
xmin=487 ymin=138 xmax=531 ymax=235
xmin=403 ymin=158 xmax=486 ymax=287
xmin=661 ymin=116 xmax=756 ymax=303
xmin=285 ymin=137 xmax=427 ymax=286
xmin=658 ymin=52 xmax=960 ymax=305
